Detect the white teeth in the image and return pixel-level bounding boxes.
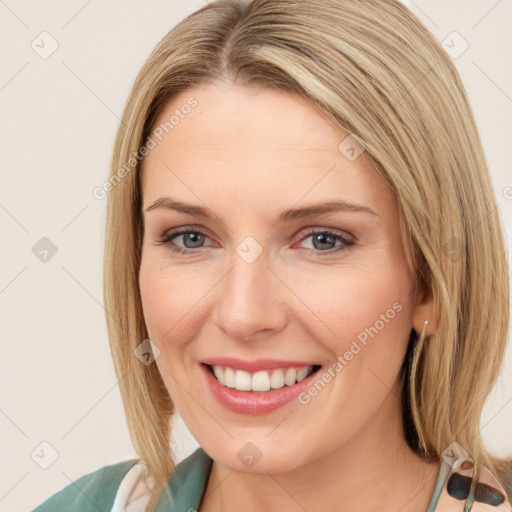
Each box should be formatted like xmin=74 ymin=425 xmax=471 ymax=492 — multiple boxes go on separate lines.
xmin=251 ymin=371 xmax=271 ymax=392
xmin=270 ymin=369 xmax=285 ymax=389
xmin=210 ymin=365 xmax=315 ymax=391
xmin=235 ymin=370 xmax=252 ymax=391
xmin=213 ymin=365 xmax=225 ymax=385
xmin=296 ymin=367 xmax=309 ymax=382
xmin=224 ymin=367 xmax=235 ymax=388
xmin=284 ymin=367 xmax=297 ymax=386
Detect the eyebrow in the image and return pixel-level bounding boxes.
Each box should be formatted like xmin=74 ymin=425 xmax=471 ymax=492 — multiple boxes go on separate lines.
xmin=144 ymin=196 xmax=378 ymax=221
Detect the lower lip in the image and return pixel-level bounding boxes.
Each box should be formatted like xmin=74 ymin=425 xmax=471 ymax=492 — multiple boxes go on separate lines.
xmin=200 ymin=363 xmax=320 ymax=415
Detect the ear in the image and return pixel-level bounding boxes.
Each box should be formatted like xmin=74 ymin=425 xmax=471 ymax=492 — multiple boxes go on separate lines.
xmin=412 ymin=286 xmax=437 ymax=336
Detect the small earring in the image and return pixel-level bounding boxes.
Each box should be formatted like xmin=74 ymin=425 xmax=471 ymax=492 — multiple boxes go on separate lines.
xmin=418 ymin=320 xmax=429 ymax=342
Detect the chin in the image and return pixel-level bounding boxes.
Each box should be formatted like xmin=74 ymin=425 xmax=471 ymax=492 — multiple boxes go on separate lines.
xmin=203 ymin=438 xmax=313 ymax=475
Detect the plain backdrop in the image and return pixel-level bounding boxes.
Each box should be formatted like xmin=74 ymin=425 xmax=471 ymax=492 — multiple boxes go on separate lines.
xmin=0 ymin=1 xmax=511 ymax=511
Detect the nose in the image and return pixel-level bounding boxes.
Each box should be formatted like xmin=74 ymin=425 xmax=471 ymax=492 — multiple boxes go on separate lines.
xmin=211 ymin=246 xmax=288 ymax=343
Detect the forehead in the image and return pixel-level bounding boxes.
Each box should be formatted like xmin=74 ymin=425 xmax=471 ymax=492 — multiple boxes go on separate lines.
xmin=140 ymin=81 xmax=391 ymax=215
xmin=147 ymin=81 xmax=348 ymax=159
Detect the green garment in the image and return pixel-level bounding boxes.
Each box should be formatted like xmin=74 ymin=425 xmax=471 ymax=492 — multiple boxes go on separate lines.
xmin=31 ymin=447 xmax=512 ymax=511
xmin=30 ymin=447 xmax=212 ymax=512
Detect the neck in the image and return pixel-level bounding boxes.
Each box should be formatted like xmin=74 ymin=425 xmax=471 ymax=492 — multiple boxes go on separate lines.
xmin=200 ymin=388 xmax=440 ymax=512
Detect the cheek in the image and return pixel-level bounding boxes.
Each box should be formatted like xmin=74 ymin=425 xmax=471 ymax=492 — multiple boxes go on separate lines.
xmin=291 ymin=263 xmax=414 ymax=399
xmin=139 ymin=259 xmax=206 ymax=344
xmin=297 ymin=267 xmax=412 ymax=344
xmin=139 ymin=264 xmax=170 ymax=340
xmin=139 ymin=262 xmax=199 ymax=406
xmin=291 ymin=270 xmax=413 ymax=428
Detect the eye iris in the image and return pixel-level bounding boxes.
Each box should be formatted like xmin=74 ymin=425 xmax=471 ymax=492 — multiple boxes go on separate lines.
xmin=183 ymin=232 xmax=204 ymax=248
xmin=313 ymin=233 xmax=336 ymax=250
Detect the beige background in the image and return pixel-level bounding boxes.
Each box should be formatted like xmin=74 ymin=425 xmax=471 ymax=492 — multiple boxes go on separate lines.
xmin=0 ymin=1 xmax=511 ymax=511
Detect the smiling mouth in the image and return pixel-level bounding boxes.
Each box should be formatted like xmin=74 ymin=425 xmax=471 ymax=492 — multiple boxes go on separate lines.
xmin=203 ymin=363 xmax=321 ymax=392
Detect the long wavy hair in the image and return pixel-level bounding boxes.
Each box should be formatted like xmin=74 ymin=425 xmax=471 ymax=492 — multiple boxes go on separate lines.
xmin=103 ymin=0 xmax=512 ymax=509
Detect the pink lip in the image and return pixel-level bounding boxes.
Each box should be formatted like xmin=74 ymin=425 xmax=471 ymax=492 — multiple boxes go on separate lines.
xmin=201 ymin=357 xmax=317 ymax=373
xmin=200 ymin=362 xmax=320 ymax=415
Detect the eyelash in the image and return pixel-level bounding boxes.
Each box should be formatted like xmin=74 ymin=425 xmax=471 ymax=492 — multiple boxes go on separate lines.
xmin=155 ymin=226 xmax=355 ymax=256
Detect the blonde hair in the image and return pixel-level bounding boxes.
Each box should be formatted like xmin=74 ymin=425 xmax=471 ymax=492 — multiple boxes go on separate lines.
xmin=104 ymin=0 xmax=512 ymax=508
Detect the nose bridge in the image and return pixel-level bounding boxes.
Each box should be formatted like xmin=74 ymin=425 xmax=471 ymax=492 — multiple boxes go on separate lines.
xmin=213 ymin=239 xmax=286 ymax=340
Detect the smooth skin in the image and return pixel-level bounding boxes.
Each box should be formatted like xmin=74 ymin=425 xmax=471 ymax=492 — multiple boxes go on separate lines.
xmin=139 ymin=80 xmax=440 ymax=512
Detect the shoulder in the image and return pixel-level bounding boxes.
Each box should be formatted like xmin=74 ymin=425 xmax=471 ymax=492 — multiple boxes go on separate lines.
xmin=168 ymin=446 xmax=213 ymax=490
xmin=96 ymin=448 xmax=213 ymax=512
xmin=152 ymin=448 xmax=214 ymax=511
xmin=30 ymin=459 xmax=137 ymax=512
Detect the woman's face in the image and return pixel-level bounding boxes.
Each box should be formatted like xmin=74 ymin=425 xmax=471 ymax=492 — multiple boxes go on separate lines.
xmin=139 ymin=80 xmax=432 ymax=473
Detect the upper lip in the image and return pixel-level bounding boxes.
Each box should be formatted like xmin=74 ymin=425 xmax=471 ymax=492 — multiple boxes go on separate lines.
xmin=202 ymin=357 xmax=319 ymax=373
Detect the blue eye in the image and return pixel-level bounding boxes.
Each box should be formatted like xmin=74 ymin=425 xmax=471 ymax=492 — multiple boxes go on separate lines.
xmin=156 ymin=227 xmax=355 ymax=255
xmin=156 ymin=229 xmax=210 ymax=255
xmin=299 ymin=228 xmax=354 ymax=252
